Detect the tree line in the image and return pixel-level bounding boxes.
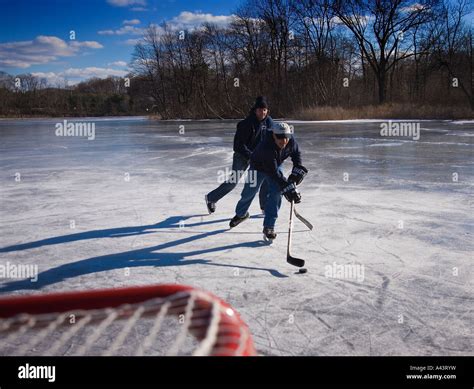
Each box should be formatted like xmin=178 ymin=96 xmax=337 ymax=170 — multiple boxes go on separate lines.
xmin=0 ymin=0 xmax=472 ymax=118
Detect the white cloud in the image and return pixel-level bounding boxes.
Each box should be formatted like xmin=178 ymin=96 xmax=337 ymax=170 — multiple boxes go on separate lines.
xmin=70 ymin=41 xmax=104 ymax=49
xmin=99 ymin=11 xmax=234 ymax=45
xmin=123 ymin=19 xmax=141 ymax=25
xmin=130 ymin=7 xmax=148 ymax=11
xmin=0 ymin=35 xmax=103 ymax=69
xmin=97 ymin=29 xmax=115 ymax=35
xmin=116 ymin=12 xmax=234 ymax=45
xmin=31 ymin=71 xmax=67 ymax=86
xmin=331 ymin=14 xmax=375 ymax=26
xmin=401 ymin=4 xmax=427 ymax=12
xmin=32 ymin=67 xmax=128 ymax=86
xmin=123 ymin=38 xmax=141 ymax=45
xmin=107 ymin=0 xmax=146 ymax=7
xmin=108 ymin=61 xmax=128 ymax=67
xmin=63 ymin=67 xmax=128 ymax=78
xmin=170 ymin=11 xmax=235 ymax=30
xmin=98 ymin=25 xmax=145 ymax=36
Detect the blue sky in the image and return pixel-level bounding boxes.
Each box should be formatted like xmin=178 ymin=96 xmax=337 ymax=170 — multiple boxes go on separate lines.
xmin=0 ymin=0 xmax=241 ymax=85
xmin=1 ymin=0 xmax=472 ymax=86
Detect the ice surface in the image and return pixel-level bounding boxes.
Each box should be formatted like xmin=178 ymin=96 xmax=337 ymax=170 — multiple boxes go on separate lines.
xmin=0 ymin=117 xmax=472 ymax=355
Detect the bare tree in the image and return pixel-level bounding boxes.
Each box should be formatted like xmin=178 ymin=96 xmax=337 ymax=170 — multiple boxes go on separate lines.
xmin=333 ymin=0 xmax=436 ymax=104
xmin=202 ymin=23 xmax=245 ymax=116
xmin=131 ymin=24 xmax=171 ymax=118
xmin=1 ymin=0 xmax=472 ymax=118
xmin=291 ymin=0 xmax=342 ymax=105
xmin=428 ymin=0 xmax=473 ymax=109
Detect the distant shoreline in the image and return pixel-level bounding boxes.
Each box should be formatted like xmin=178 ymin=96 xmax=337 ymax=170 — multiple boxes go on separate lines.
xmin=1 ymin=103 xmax=472 ymax=121
xmin=0 ymin=116 xmax=473 ymax=125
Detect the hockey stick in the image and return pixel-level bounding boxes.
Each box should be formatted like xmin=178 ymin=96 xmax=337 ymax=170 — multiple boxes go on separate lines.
xmin=293 ymin=206 xmax=313 ymax=230
xmin=287 ymin=201 xmax=305 ymax=267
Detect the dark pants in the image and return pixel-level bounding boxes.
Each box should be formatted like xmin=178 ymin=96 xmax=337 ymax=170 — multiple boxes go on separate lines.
xmin=207 ymin=152 xmax=268 ymax=209
xmin=235 ymin=169 xmax=282 ymax=228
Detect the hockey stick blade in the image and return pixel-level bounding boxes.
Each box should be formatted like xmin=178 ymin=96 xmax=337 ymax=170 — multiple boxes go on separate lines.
xmin=287 ymin=254 xmax=305 ymax=267
xmin=293 ymin=207 xmax=313 ymax=230
xmin=287 ymin=201 xmax=305 ymax=267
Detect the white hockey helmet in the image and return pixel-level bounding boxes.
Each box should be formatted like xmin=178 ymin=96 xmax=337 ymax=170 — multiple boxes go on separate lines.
xmin=271 ymin=122 xmax=293 ymax=138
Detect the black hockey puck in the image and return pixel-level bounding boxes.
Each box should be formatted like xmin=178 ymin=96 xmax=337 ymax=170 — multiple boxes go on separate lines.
xmin=298 ymin=268 xmax=307 ymax=274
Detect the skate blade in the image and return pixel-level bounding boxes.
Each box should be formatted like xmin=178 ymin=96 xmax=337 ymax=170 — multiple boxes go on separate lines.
xmin=263 ymin=235 xmax=274 ymax=244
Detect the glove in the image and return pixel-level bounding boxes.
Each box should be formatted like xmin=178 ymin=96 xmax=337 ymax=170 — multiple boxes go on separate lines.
xmin=288 ymin=165 xmax=308 ymax=186
xmin=282 ymin=182 xmax=301 ymax=203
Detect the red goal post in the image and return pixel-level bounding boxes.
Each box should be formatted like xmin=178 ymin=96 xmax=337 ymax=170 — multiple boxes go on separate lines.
xmin=0 ymin=284 xmax=256 ymax=356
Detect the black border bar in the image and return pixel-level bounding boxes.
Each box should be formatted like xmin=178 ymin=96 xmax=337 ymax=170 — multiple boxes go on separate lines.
xmin=1 ymin=356 xmax=472 ymax=388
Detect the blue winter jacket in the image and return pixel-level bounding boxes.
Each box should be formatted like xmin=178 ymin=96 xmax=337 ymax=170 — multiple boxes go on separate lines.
xmin=233 ymin=111 xmax=274 ymax=160
xmin=250 ymin=132 xmax=302 ymax=190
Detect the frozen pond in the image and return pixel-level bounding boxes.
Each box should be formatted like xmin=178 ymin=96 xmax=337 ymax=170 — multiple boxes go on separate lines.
xmin=0 ymin=117 xmax=472 ymax=355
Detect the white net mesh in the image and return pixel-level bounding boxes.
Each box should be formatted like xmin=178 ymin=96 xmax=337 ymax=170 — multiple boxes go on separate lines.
xmin=0 ymin=289 xmax=252 ymax=356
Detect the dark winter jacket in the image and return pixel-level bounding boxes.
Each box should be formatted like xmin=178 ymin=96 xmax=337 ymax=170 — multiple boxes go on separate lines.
xmin=233 ymin=111 xmax=274 ymax=160
xmin=250 ymin=132 xmax=302 ymax=190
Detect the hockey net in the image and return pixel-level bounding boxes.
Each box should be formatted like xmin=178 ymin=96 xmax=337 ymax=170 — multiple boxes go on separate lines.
xmin=0 ymin=284 xmax=256 ymax=356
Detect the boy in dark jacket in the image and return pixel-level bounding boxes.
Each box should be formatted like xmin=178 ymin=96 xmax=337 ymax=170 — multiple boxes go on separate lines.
xmin=229 ymin=122 xmax=308 ymax=241
xmin=205 ymin=96 xmax=273 ymax=213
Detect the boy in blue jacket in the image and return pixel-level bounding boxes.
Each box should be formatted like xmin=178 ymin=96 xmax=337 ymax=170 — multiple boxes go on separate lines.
xmin=229 ymin=122 xmax=308 ymax=241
